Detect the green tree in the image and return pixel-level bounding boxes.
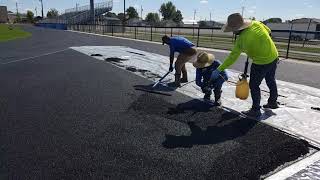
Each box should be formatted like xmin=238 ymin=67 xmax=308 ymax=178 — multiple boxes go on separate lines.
xmin=159 ymin=1 xmax=177 ymax=20
xmin=117 ymin=13 xmax=125 ymax=21
xmin=47 ymin=8 xmax=59 ymax=18
xmin=14 ymin=13 xmax=21 ymax=23
xmin=26 ymin=10 xmax=34 ymax=23
xmin=145 ymin=13 xmax=160 ymax=25
xmin=198 ymin=21 xmax=207 ymax=28
xmin=106 ymin=12 xmax=118 ymax=18
xmin=173 ymin=10 xmax=183 ymax=23
xmin=126 ymin=6 xmax=139 ymax=19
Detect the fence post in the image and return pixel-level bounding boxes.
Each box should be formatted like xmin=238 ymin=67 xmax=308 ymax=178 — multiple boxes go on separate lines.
xmin=197 ymin=28 xmax=200 ymax=47
xmin=171 ymin=27 xmax=173 ymax=37
xmin=102 ymin=22 xmax=105 ymax=34
xmin=135 ymin=26 xmax=137 ymax=39
xmin=145 ymin=26 xmax=147 ymax=36
xmin=112 ymin=24 xmax=114 ymax=36
xmin=303 ymin=19 xmax=312 ymax=47
xmin=286 ymin=24 xmax=294 ymax=59
xmin=211 ymin=28 xmax=214 ymax=41
xmin=151 ymin=26 xmax=153 ymax=41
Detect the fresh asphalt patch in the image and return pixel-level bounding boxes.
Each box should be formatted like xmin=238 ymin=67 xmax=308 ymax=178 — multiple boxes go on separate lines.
xmin=0 ymin=32 xmax=314 ymax=179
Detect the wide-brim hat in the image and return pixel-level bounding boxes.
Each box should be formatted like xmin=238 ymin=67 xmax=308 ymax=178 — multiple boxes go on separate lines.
xmin=222 ymin=13 xmax=252 ymax=32
xmin=193 ymin=52 xmax=215 ymax=68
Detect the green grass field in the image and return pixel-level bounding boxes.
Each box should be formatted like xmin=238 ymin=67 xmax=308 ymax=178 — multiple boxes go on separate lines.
xmin=0 ymin=24 xmax=31 ymax=42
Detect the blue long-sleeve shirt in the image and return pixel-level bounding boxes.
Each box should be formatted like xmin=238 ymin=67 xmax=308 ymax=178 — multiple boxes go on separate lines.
xmin=169 ymin=36 xmax=195 ymax=57
xmin=195 ymin=60 xmax=228 ymax=88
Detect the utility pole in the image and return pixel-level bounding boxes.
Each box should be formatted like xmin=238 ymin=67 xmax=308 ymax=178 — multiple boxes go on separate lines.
xmin=123 ymin=0 xmax=126 ymax=25
xmin=193 ymin=9 xmax=197 ymax=25
xmin=76 ymin=3 xmax=79 ymax=13
xmin=90 ymin=0 xmax=94 ymax=22
xmin=16 ymin=2 xmax=18 ymax=15
xmin=39 ymin=0 xmax=44 ymax=18
xmin=35 ymin=7 xmax=37 ymax=16
xmin=140 ymin=5 xmax=143 ymax=20
xmin=193 ymin=9 xmax=196 ymax=37
xmin=210 ymin=12 xmax=211 ymax=21
xmin=241 ymin=6 xmax=245 ymax=17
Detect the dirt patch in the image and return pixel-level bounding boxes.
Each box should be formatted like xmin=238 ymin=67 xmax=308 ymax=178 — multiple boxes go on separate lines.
xmin=126 ymin=51 xmax=146 ymax=56
xmin=125 ymin=66 xmax=162 ymax=79
xmin=105 ymin=57 xmax=128 ymax=63
xmin=91 ymin=54 xmax=103 ymax=57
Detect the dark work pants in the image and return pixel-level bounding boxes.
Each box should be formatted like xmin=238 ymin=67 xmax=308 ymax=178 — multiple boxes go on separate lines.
xmin=249 ymin=58 xmax=278 ymax=110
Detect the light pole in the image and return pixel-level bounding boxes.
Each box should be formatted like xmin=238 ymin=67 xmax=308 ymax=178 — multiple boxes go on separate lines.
xmin=90 ymin=0 xmax=94 ymax=22
xmin=123 ymin=0 xmax=126 ymax=25
xmin=241 ymin=6 xmax=245 ymax=17
xmin=39 ymin=0 xmax=44 ymax=18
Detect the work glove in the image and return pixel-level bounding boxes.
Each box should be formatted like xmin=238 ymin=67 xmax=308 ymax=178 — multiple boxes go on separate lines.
xmin=210 ymin=69 xmax=221 ymax=81
xmin=169 ymin=65 xmax=174 ymax=72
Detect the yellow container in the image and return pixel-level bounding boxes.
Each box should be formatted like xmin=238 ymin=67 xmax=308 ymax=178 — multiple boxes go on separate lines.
xmin=235 ymin=79 xmax=250 ymax=100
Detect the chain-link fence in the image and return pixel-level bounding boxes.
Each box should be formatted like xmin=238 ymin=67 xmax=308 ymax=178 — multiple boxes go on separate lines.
xmin=67 ymin=23 xmax=320 ymax=62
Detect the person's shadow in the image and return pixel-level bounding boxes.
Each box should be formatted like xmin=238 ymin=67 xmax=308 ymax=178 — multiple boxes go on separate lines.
xmin=167 ymin=99 xmax=215 ymax=116
xmin=162 ymin=113 xmax=258 ymax=149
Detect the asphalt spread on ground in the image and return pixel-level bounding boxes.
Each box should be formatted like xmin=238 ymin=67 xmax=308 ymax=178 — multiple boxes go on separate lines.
xmin=0 ymin=27 xmax=312 ymax=179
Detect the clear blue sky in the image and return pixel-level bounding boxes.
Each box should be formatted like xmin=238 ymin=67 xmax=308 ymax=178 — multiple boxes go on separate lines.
xmin=1 ymin=0 xmax=319 ymax=22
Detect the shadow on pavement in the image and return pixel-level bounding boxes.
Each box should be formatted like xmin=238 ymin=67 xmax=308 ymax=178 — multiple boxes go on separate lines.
xmin=167 ymin=99 xmax=214 ymax=115
xmin=162 ymin=119 xmax=257 ymax=149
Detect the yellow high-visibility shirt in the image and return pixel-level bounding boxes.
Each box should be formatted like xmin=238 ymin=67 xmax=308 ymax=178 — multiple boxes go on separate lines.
xmin=218 ymin=21 xmax=279 ymax=71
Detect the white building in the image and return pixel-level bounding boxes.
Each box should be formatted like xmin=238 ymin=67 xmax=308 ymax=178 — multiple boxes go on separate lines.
xmin=266 ymin=18 xmax=320 ymax=40
xmin=0 ymin=6 xmax=8 ymax=23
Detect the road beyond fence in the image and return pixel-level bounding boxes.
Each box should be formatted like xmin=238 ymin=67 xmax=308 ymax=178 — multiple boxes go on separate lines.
xmin=66 ymin=23 xmax=320 ymax=62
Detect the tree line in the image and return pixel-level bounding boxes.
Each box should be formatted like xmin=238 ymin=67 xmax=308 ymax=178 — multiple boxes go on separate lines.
xmin=107 ymin=1 xmax=183 ymax=26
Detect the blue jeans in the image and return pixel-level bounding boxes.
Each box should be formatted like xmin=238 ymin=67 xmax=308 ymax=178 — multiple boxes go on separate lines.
xmin=250 ymin=59 xmax=278 ymax=110
xmin=201 ymin=74 xmax=227 ymax=96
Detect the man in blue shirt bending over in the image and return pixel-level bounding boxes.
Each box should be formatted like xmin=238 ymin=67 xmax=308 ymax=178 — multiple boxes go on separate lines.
xmin=162 ymin=35 xmax=197 ymax=87
xmin=193 ymin=52 xmax=228 ymax=106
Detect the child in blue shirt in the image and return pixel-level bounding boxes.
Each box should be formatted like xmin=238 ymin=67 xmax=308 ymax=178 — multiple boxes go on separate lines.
xmin=193 ymin=52 xmax=228 ymax=106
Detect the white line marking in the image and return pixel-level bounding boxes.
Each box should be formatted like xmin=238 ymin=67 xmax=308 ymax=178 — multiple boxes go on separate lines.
xmin=265 ymin=151 xmax=320 ymax=180
xmin=1 ymin=48 xmax=69 ymax=65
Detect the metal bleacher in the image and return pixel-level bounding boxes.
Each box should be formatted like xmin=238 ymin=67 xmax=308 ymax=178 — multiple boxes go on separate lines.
xmin=41 ymin=0 xmax=113 ymax=24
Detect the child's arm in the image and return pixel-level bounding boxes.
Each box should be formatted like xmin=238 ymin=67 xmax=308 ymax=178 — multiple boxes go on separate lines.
xmin=195 ymin=69 xmax=203 ymax=88
xmin=214 ymin=60 xmax=228 ymax=81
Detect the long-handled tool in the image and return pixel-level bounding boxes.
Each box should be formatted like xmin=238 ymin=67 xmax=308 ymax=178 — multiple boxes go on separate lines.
xmin=152 ymin=70 xmax=172 ymax=88
xmin=134 ymin=70 xmax=173 ymax=96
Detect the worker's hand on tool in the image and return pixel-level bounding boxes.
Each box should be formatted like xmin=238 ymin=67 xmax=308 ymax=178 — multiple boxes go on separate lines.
xmin=169 ymin=65 xmax=174 ymax=72
xmin=210 ymin=70 xmax=221 ymax=81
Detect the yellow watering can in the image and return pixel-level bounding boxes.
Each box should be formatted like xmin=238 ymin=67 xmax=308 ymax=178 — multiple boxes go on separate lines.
xmin=235 ymin=57 xmax=250 ymax=100
xmin=236 ymin=78 xmax=249 ymax=100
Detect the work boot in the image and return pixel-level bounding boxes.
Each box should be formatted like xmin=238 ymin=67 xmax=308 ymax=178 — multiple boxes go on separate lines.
xmin=174 ymin=74 xmax=181 ymax=87
xmin=213 ymin=91 xmax=222 ymax=106
xmin=180 ymin=78 xmax=188 ymax=83
xmin=242 ymin=108 xmax=262 ymax=119
xmin=181 ymin=73 xmax=188 ymax=83
xmin=263 ymin=102 xmax=279 ymax=109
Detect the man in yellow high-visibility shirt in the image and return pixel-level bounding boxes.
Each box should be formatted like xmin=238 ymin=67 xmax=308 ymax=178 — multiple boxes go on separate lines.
xmin=210 ymin=13 xmax=279 ymax=118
